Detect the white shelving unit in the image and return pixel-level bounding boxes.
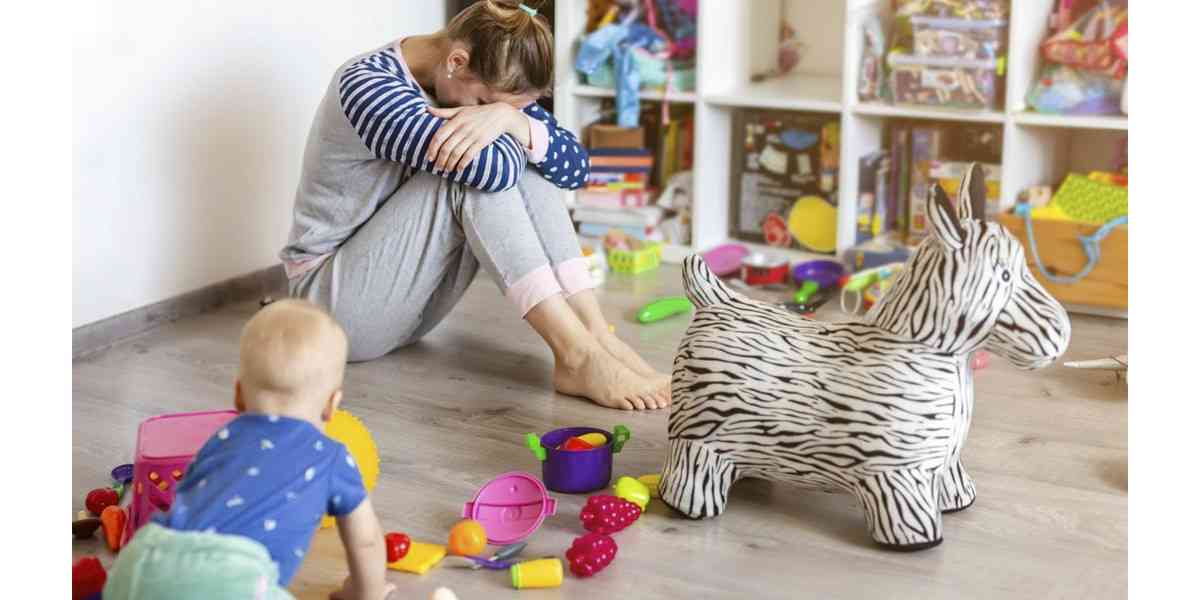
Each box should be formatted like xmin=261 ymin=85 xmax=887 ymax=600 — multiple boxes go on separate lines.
xmin=553 ymin=0 xmax=1128 ymax=260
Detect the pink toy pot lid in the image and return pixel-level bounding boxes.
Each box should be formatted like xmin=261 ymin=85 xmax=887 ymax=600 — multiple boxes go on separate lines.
xmin=462 ymin=471 xmax=558 ymax=545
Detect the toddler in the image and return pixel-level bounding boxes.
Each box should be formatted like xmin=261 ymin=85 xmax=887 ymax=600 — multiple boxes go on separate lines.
xmin=104 ymin=299 xmax=393 ymax=600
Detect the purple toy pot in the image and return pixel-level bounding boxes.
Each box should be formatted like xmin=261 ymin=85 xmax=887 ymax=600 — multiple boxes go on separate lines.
xmin=525 ymin=425 xmax=630 ymax=494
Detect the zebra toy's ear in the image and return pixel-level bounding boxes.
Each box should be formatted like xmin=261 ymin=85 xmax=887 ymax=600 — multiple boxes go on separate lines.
xmin=956 ymin=162 xmax=989 ymax=223
xmin=928 ymin=182 xmax=964 ymax=250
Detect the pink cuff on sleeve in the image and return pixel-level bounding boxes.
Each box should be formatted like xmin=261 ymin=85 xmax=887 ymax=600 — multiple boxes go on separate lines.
xmin=555 ymin=257 xmax=596 ymax=297
xmin=524 ymin=115 xmax=550 ymax=163
xmin=506 ymin=264 xmax=563 ymax=317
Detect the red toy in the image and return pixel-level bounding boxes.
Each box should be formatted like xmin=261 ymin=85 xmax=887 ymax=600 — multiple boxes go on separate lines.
xmin=384 ymin=532 xmax=411 ymax=563
xmin=565 ymin=532 xmax=618 ymax=578
xmin=579 ymin=495 xmax=642 ymax=534
xmin=85 ymin=488 xmax=119 ymax=516
xmin=72 ymin=556 xmax=107 ymax=600
xmin=559 ymin=437 xmax=595 ymax=452
xmin=740 ymin=254 xmax=789 ymax=286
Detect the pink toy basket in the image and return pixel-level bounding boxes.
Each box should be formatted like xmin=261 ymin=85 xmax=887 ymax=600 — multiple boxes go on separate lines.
xmin=122 ymin=410 xmax=238 ymax=545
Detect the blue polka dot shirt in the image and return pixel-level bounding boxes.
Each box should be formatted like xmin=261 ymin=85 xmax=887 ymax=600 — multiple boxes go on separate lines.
xmin=154 ymin=414 xmax=366 ymax=585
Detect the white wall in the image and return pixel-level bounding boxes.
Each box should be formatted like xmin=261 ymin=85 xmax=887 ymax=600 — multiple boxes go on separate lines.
xmin=73 ymin=1 xmax=446 ymax=327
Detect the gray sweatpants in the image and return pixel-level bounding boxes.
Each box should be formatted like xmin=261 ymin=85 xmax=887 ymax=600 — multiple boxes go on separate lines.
xmin=290 ymin=170 xmax=589 ymax=362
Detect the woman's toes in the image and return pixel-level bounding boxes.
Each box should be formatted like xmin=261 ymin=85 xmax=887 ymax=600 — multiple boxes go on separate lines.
xmin=627 ymin=394 xmax=648 ymax=410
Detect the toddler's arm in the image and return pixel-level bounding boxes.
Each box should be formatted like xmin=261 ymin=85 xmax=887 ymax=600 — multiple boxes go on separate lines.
xmin=332 ymin=498 xmax=393 ymax=600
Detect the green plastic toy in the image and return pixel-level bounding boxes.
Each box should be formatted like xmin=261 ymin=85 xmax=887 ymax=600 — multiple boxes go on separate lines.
xmin=793 ymin=280 xmax=820 ymax=303
xmin=637 ymin=296 xmax=694 ymax=324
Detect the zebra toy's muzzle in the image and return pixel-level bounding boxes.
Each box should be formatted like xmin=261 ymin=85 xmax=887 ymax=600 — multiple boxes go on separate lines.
xmin=986 ymin=272 xmax=1072 ymax=370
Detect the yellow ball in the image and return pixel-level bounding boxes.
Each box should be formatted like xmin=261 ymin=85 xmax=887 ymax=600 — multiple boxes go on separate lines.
xmin=320 ymin=409 xmax=380 ymax=529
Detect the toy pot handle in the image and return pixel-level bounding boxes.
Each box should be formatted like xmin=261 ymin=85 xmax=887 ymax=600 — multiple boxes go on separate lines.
xmin=611 ymin=425 xmax=631 ymax=454
xmin=525 ymin=433 xmax=546 ymax=462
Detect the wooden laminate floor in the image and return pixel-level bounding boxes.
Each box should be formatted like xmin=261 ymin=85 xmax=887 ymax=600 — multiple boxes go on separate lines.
xmin=73 ymin=265 xmax=1128 ymax=599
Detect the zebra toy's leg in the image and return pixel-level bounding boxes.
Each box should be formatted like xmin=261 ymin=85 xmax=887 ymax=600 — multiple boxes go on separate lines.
xmin=851 ymin=469 xmax=944 ymax=550
xmin=938 ymin=459 xmax=977 ymax=513
xmin=659 ymin=439 xmax=738 ymax=519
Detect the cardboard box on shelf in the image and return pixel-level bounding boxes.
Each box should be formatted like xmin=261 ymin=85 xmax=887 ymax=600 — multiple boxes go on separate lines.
xmin=588 ymin=125 xmax=645 ymax=149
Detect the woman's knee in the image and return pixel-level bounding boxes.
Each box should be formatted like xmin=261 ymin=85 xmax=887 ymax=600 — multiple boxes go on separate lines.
xmin=517 ymin=168 xmax=566 ymax=200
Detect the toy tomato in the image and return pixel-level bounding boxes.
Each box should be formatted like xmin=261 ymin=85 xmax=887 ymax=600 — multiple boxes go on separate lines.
xmin=559 ymin=436 xmax=594 ymax=451
xmin=385 ymin=532 xmax=411 ymax=563
xmin=72 ymin=556 xmax=107 ymax=600
xmin=85 ymin=487 xmax=119 ymax=516
xmin=447 ymin=519 xmax=487 ymax=556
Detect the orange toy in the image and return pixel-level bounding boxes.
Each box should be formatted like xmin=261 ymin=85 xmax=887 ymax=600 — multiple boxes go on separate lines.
xmin=100 ymin=505 xmax=127 ymax=552
xmin=447 ymin=519 xmax=487 ymax=556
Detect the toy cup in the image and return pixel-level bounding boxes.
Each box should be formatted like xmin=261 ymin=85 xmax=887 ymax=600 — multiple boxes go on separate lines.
xmin=510 ymin=558 xmax=563 ymax=589
xmin=525 ymin=425 xmax=630 ymax=494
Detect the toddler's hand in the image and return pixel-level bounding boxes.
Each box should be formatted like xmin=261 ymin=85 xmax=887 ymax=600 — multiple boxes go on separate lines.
xmin=330 ymin=575 xmax=396 ymax=600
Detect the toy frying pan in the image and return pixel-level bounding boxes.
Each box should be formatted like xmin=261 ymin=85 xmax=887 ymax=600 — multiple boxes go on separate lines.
xmin=792 ymin=260 xmax=846 ymax=288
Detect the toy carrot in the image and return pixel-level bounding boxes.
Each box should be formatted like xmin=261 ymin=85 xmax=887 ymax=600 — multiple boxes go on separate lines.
xmin=100 ymin=505 xmax=126 ymax=552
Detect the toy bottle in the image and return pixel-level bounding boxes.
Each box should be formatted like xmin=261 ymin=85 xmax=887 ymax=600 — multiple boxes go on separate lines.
xmin=510 ymin=558 xmax=563 ymax=589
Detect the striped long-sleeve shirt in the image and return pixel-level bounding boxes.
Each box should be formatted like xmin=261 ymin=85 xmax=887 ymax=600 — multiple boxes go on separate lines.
xmin=280 ymin=44 xmax=589 ymax=279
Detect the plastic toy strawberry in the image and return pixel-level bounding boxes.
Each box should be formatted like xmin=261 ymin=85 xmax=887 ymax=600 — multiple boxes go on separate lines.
xmin=565 ymin=532 xmax=617 ymax=578
xmin=72 ymin=556 xmax=107 ymax=600
xmin=579 ymin=495 xmax=641 ymax=534
xmin=85 ymin=487 xmax=119 ymax=516
xmin=384 ymin=532 xmax=411 ymax=563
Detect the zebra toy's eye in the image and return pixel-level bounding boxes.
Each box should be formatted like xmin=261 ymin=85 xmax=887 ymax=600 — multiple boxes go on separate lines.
xmin=1001 ymin=270 xmax=1011 ymax=283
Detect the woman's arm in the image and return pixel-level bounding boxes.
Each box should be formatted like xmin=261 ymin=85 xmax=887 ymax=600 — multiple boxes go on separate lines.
xmin=521 ymin=103 xmax=590 ymax=191
xmin=338 ymin=50 xmax=525 ymax=193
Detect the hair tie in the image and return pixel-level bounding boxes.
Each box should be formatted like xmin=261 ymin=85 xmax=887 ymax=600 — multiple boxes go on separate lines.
xmin=517 ymin=3 xmax=537 ymax=17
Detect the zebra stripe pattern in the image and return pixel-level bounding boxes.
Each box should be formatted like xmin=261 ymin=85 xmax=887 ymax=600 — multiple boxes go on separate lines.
xmin=659 ymin=163 xmax=1071 ymax=550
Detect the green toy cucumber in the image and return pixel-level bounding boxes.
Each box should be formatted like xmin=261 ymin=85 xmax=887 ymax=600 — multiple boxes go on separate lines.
xmin=637 ymin=296 xmax=694 ymax=324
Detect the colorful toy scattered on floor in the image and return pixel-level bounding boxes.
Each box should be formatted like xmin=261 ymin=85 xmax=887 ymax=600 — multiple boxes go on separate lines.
xmin=122 ymin=409 xmax=238 ymax=546
xmin=637 ymin=296 xmax=693 ymax=323
xmin=72 ymin=556 xmax=107 ymax=600
xmin=526 ymin=426 xmax=631 ymax=494
xmin=321 ymin=409 xmax=381 ymax=529
xmin=660 ymin=165 xmax=1072 ymax=550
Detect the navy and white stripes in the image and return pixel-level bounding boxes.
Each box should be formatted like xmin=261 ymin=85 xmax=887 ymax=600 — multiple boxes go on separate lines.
xmin=338 ymin=47 xmax=587 ymax=193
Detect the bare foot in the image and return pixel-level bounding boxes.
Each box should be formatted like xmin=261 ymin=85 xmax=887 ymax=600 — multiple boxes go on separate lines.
xmin=554 ymin=343 xmax=667 ymax=411
xmin=590 ymin=327 xmax=672 ymax=408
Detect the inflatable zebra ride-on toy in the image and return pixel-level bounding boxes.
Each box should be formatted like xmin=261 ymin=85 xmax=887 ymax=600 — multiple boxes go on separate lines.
xmin=659 ymin=164 xmax=1071 ymax=551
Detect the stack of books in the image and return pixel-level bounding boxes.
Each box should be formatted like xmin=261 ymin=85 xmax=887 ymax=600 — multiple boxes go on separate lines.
xmin=578 ymin=148 xmax=655 ymax=209
xmin=573 ymin=125 xmax=665 ymax=242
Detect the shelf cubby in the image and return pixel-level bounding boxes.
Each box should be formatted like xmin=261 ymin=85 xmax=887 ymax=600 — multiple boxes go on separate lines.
xmin=552 ymin=0 xmax=1128 ymax=259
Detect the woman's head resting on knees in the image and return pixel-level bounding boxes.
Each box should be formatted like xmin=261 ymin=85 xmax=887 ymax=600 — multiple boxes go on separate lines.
xmin=436 ymin=0 xmax=553 ymax=109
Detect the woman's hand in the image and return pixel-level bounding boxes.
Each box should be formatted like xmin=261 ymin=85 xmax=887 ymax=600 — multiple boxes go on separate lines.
xmin=426 ymin=103 xmax=528 ymax=174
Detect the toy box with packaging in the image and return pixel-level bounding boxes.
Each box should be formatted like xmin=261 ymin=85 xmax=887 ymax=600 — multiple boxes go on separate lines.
xmin=997 ymin=171 xmax=1128 ymax=311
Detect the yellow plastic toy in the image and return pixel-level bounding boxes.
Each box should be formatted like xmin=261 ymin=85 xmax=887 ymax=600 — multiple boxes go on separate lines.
xmin=510 ymin=558 xmax=563 ymax=589
xmin=387 ymin=542 xmax=447 ymax=575
xmin=637 ymin=473 xmax=662 ymax=499
xmin=787 ymin=196 xmax=838 ymax=253
xmin=578 ymin=432 xmax=608 ymax=447
xmin=320 ymin=409 xmax=380 ymax=529
xmin=613 ymin=476 xmax=650 ymax=510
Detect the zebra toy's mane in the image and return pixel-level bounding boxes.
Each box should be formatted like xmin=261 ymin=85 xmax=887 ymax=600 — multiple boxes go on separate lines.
xmin=659 ymin=164 xmax=1071 ymax=551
